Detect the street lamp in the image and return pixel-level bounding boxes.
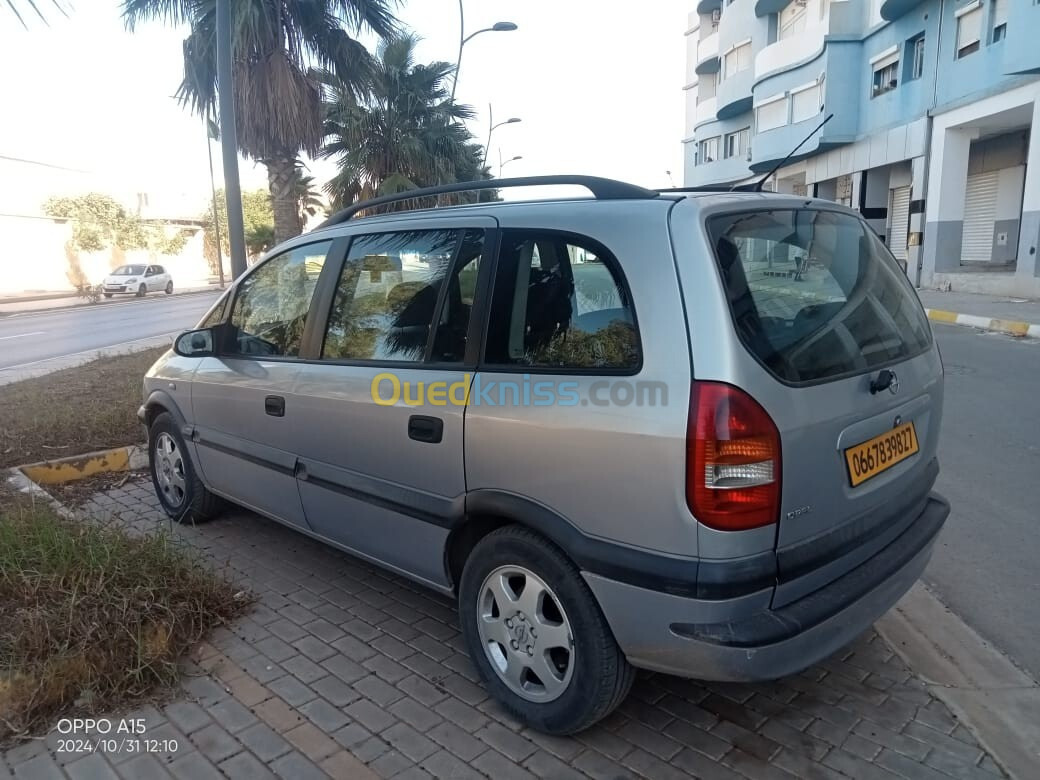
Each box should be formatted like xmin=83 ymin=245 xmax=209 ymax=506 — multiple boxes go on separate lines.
xmin=451 ymin=1 xmax=517 ymax=102
xmin=482 ymin=109 xmax=521 ymax=168
xmin=499 ymin=153 xmax=523 ymax=178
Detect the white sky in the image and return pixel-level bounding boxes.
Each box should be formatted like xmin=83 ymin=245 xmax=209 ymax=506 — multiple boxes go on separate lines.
xmin=0 ymin=1 xmax=685 ymax=214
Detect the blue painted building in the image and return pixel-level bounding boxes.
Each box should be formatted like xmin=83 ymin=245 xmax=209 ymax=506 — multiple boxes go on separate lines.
xmin=682 ymin=0 xmax=1040 ymax=296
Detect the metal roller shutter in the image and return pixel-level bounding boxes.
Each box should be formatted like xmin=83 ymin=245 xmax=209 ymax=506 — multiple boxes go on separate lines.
xmin=888 ymin=186 xmax=910 ymax=262
xmin=962 ymin=171 xmax=999 ymax=264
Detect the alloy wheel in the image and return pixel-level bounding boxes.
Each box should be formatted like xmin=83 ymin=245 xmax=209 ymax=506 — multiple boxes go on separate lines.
xmin=476 ymin=565 xmax=575 ymax=702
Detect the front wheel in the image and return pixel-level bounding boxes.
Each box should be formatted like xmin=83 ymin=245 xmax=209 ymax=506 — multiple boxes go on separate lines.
xmin=136 ymin=284 xmax=146 ymax=297
xmin=103 ymin=293 xmax=113 ymax=299
xmin=148 ymin=412 xmax=221 ymax=523
xmin=165 ymin=280 xmax=173 ymax=295
xmin=458 ymin=526 xmax=634 ymax=735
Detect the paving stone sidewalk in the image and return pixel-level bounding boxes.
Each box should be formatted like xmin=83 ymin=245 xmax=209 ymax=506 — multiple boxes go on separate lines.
xmin=2 ymin=479 xmax=1008 ymax=780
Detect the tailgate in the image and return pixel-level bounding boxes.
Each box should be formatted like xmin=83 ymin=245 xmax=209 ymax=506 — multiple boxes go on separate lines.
xmin=704 ymin=207 xmax=942 ymax=604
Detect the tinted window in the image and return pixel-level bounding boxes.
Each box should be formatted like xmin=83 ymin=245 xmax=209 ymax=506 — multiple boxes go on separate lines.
xmin=485 ymin=232 xmax=639 ymax=370
xmin=322 ymin=229 xmax=481 ymax=363
xmin=225 ymin=241 xmax=332 ymax=357
xmin=706 ymin=209 xmax=931 ymax=384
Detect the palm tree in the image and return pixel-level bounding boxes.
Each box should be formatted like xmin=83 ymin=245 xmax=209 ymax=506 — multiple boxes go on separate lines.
xmin=293 ymin=171 xmax=326 ymax=229
xmin=5 ymin=0 xmax=65 ymax=28
xmin=121 ymin=0 xmax=399 ymax=244
xmin=319 ymin=34 xmax=480 ymax=212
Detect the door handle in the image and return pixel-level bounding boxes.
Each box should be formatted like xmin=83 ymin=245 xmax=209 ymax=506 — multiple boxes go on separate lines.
xmin=408 ymin=415 xmax=443 ymax=443
xmin=265 ymin=395 xmax=285 ymax=417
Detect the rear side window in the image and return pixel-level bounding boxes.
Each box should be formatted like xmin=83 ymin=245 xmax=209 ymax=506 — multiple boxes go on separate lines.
xmin=706 ymin=209 xmax=931 ymax=384
xmin=484 ymin=231 xmax=639 ymax=371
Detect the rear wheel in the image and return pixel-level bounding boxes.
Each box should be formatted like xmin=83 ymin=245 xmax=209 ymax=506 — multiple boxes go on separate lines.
xmin=165 ymin=280 xmax=173 ymax=294
xmin=458 ymin=526 xmax=634 ymax=734
xmin=148 ymin=412 xmax=221 ymax=523
xmin=136 ymin=284 xmax=146 ymax=297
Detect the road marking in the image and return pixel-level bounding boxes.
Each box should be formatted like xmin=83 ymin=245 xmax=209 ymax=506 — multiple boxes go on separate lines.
xmin=0 ymin=333 xmax=175 ymax=371
xmin=0 ymin=330 xmax=45 ymax=341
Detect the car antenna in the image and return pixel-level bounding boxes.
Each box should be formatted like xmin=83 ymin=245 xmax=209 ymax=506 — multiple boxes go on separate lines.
xmin=743 ymin=113 xmax=834 ymax=193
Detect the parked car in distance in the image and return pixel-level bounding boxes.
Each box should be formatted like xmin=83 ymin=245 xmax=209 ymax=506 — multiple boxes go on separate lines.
xmin=103 ymin=264 xmax=173 ymax=298
xmin=140 ymin=175 xmax=948 ymax=735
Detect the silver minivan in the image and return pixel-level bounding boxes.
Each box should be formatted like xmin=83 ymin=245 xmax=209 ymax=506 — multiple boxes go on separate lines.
xmin=141 ymin=176 xmax=948 ymax=734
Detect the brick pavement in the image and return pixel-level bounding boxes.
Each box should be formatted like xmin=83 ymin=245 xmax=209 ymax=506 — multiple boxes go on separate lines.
xmin=1 ymin=478 xmax=1007 ymax=779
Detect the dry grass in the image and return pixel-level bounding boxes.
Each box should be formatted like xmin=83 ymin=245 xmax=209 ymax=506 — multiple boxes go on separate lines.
xmin=0 ymin=347 xmax=167 ymax=469
xmin=0 ymin=487 xmax=252 ymax=745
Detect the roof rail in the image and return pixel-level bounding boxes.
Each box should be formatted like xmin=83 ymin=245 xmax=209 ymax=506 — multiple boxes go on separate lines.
xmin=317 ymin=175 xmax=660 ymax=229
xmin=657 ymin=184 xmax=761 ymax=194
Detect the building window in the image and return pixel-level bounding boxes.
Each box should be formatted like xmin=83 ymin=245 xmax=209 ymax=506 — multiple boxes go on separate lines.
xmin=724 ymin=128 xmax=750 ymax=159
xmin=871 ymin=50 xmax=899 ymax=97
xmin=791 ymin=82 xmax=822 ymax=122
xmin=756 ymin=96 xmax=788 ymax=132
xmin=907 ymin=35 xmax=926 ymax=80
xmin=955 ymin=5 xmax=982 ymax=58
xmin=992 ymin=0 xmax=1008 ymax=42
xmin=699 ymin=136 xmax=720 ymax=164
xmin=779 ymin=1 xmax=807 ymax=40
xmin=723 ymin=41 xmax=752 ymax=79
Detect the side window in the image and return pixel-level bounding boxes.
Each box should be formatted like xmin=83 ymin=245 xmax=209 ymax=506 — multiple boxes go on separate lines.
xmin=485 ymin=232 xmax=640 ymax=371
xmin=199 ymin=290 xmax=231 ymax=328
xmin=225 ymin=240 xmax=332 ymax=357
xmin=154 ymin=265 xmax=166 ymax=275
xmin=322 ymin=229 xmax=482 ymax=363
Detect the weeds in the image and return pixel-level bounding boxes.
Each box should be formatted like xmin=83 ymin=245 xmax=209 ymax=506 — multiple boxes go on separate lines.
xmin=0 ymin=491 xmax=252 ymax=745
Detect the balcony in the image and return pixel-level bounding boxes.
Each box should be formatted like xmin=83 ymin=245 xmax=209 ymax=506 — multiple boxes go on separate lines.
xmin=754 ymin=21 xmax=828 ymax=80
xmin=879 ymin=0 xmax=926 ymax=22
xmin=696 ymin=0 xmax=722 ymax=13
xmin=716 ymin=66 xmax=754 ymax=120
xmin=696 ymin=30 xmax=721 ymax=75
xmin=696 ymin=96 xmax=718 ymax=126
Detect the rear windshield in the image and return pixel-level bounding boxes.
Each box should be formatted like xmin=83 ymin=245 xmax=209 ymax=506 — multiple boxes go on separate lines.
xmin=706 ymin=209 xmax=931 ymax=384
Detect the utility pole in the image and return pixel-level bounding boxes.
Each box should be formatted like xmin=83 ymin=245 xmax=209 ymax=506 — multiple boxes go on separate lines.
xmin=205 ymin=113 xmax=226 ymax=288
xmin=216 ymin=0 xmax=247 ymax=279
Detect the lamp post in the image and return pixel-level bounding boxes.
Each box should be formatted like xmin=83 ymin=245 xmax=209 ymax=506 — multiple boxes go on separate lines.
xmin=482 ymin=107 xmax=521 ymax=169
xmin=499 ymin=151 xmax=523 ymax=178
xmin=451 ymin=1 xmax=517 ymax=102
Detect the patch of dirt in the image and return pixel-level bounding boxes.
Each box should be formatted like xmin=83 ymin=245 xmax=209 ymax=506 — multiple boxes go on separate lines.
xmin=0 ymin=347 xmax=167 ymax=469
xmin=47 ymin=469 xmax=150 ymax=507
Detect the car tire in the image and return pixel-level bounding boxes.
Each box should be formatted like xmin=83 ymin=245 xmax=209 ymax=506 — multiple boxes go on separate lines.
xmin=137 ymin=284 xmax=147 ymax=297
xmin=165 ymin=280 xmax=173 ymax=295
xmin=103 ymin=293 xmax=113 ymax=299
xmin=458 ymin=526 xmax=634 ymax=735
xmin=148 ymin=412 xmax=222 ymax=523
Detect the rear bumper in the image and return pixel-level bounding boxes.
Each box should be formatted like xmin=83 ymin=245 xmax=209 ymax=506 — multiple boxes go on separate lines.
xmin=584 ymin=493 xmax=949 ymax=681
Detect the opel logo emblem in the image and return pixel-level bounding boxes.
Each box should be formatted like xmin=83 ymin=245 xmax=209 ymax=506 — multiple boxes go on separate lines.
xmin=888 ymin=371 xmax=899 ymax=395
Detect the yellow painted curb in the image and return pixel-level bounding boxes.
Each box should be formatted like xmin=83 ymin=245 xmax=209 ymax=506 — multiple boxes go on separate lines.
xmin=990 ymin=319 xmax=1030 ymax=337
xmin=926 ymin=309 xmax=959 ymax=324
xmin=19 ymin=445 xmax=146 ymax=485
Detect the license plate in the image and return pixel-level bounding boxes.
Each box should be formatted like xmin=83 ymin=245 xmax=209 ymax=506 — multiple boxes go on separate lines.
xmin=844 ymin=422 xmax=919 ymax=487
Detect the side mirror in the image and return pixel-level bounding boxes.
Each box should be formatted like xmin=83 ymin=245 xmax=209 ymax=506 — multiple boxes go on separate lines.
xmin=173 ymin=328 xmax=215 ymax=357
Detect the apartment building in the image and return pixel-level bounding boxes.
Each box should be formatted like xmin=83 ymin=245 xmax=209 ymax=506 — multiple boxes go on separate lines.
xmin=682 ymin=0 xmax=1040 ymax=296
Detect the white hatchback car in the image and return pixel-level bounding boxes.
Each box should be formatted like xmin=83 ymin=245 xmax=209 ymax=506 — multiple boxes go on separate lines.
xmin=103 ymin=264 xmax=173 ymax=298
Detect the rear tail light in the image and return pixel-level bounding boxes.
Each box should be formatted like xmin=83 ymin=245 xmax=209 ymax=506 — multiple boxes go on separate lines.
xmin=686 ymin=382 xmax=781 ymax=531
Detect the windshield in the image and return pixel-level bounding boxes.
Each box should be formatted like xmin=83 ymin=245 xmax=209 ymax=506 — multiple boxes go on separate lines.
xmin=706 ymin=208 xmax=932 ymax=385
xmin=112 ymin=265 xmax=146 ymax=276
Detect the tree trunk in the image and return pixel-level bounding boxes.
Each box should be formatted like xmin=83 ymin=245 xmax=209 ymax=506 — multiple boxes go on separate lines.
xmin=265 ymin=155 xmax=301 ymax=245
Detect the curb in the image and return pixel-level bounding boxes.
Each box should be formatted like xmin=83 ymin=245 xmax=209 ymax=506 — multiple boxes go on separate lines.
xmin=17 ymin=445 xmax=148 ymax=486
xmin=924 ymin=308 xmax=1040 ymax=339
xmin=877 ymin=583 xmax=1040 ymax=780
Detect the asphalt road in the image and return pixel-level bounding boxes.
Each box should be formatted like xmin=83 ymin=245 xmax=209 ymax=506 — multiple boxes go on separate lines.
xmin=927 ymin=323 xmax=1040 ymax=680
xmin=0 ymin=292 xmax=220 ymax=370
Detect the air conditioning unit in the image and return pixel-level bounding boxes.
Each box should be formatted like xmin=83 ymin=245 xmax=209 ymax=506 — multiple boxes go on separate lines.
xmin=711 ymin=9 xmax=721 ymax=23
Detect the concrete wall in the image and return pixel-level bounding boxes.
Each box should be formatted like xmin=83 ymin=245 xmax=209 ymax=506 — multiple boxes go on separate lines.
xmin=0 ymin=215 xmax=214 ymax=295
